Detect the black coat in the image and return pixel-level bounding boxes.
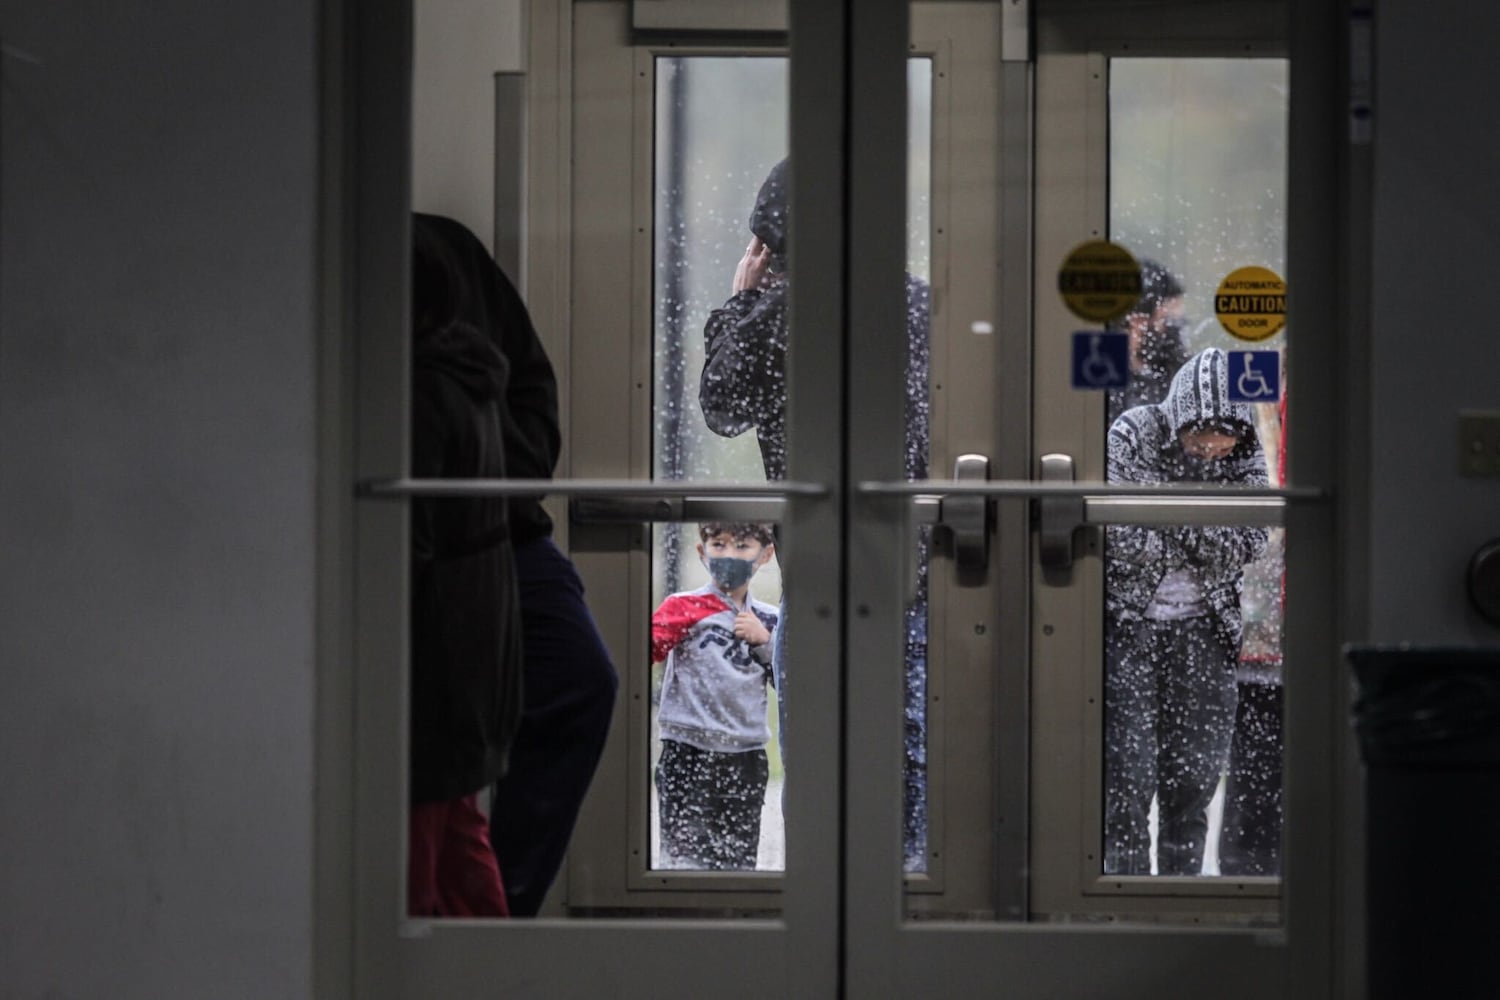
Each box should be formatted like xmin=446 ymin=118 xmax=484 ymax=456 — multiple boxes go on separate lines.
xmin=698 ymin=160 xmax=931 ymax=483
xmin=1106 ymin=323 xmax=1188 ymax=425
xmin=412 ymin=212 xmax=562 ymax=544
xmin=698 ymin=277 xmax=931 ymax=482
xmin=409 ymin=321 xmax=524 ymax=803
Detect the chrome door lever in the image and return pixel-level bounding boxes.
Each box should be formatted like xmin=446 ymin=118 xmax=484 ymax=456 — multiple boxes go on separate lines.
xmin=1038 ymin=453 xmax=1083 ymax=575
xmin=940 ymin=454 xmax=992 ymax=586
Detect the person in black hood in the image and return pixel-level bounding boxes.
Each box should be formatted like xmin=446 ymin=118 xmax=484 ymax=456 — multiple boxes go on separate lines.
xmin=407 ymin=220 xmax=521 ymax=916
xmin=697 ymin=160 xmax=934 ymax=871
xmin=1106 ymin=258 xmax=1189 ymax=426
xmin=1103 ymin=347 xmax=1269 ymax=876
xmin=699 ymin=159 xmax=930 ymax=484
xmin=412 ymin=213 xmax=618 ymax=916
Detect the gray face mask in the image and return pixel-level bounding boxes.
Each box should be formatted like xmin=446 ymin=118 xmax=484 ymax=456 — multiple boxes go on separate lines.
xmin=705 ymin=555 xmax=757 ymax=592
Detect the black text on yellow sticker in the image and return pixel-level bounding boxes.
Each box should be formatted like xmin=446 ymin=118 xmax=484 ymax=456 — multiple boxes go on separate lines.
xmin=1057 ymin=240 xmax=1142 ymax=323
xmin=1215 ymin=266 xmax=1286 ymax=342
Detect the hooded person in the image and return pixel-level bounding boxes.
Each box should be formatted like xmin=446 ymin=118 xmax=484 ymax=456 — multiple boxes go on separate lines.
xmin=406 ymin=221 xmax=523 ymax=916
xmin=1105 ymin=258 xmax=1189 ymax=425
xmin=699 ymin=158 xmax=931 ymax=484
xmin=1102 ymin=346 xmax=1269 ymax=876
xmin=697 ymin=158 xmax=934 ymax=871
xmin=412 ymin=213 xmax=619 ymax=917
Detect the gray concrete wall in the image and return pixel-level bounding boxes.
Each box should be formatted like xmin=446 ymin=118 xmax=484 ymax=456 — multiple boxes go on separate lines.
xmin=0 ymin=3 xmax=319 ymax=997
xmin=1369 ymin=3 xmax=1500 ymax=642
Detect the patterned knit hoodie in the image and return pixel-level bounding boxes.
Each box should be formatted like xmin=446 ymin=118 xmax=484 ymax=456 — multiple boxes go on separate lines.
xmin=1105 ymin=347 xmax=1269 ymax=646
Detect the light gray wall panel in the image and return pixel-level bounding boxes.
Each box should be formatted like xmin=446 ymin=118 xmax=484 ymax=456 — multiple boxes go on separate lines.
xmin=1369 ymin=3 xmax=1500 ymax=642
xmin=0 ymin=3 xmax=320 ymax=997
xmin=412 ymin=0 xmax=524 ymax=252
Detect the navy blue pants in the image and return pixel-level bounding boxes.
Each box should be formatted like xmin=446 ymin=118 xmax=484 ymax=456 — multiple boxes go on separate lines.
xmin=489 ymin=537 xmax=618 ymax=915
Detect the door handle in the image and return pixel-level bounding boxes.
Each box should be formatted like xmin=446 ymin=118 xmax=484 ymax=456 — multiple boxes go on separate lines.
xmin=1032 ymin=455 xmax=1298 ymax=577
xmin=359 ymin=478 xmax=822 ymax=501
xmin=569 ymin=494 xmax=786 ymax=524
xmin=1037 ymin=453 xmax=1083 ymax=575
xmin=939 ymin=454 xmax=992 ymax=586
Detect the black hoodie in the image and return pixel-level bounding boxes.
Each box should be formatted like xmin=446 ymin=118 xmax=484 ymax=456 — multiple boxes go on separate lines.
xmin=408 ymin=306 xmax=524 ymax=802
xmin=699 ymin=159 xmax=931 ymax=483
xmin=748 ymin=158 xmax=789 ymax=264
xmin=413 ymin=212 xmax=562 ymax=544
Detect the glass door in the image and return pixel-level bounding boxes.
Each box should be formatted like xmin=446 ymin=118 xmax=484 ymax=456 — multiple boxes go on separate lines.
xmin=564 ymin=26 xmax=938 ymax=905
xmin=345 ymin=0 xmax=856 ymax=995
xmin=342 ymin=0 xmax=1345 ymax=995
xmin=839 ymin=0 xmax=1340 ymax=996
xmin=1030 ymin=18 xmax=1293 ymax=918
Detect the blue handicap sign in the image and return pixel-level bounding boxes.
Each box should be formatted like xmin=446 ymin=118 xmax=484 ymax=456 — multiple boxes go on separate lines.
xmin=1227 ymin=350 xmax=1281 ymax=402
xmin=1071 ymin=332 xmax=1130 ymax=390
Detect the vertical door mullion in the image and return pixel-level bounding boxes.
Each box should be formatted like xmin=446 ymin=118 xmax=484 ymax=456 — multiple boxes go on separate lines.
xmin=841 ymin=0 xmax=915 ymax=996
xmin=994 ymin=11 xmax=1037 ymax=924
xmin=350 ymin=0 xmax=413 ymax=993
xmin=1282 ymin=0 xmax=1346 ymax=992
xmin=784 ymin=1 xmax=851 ymax=994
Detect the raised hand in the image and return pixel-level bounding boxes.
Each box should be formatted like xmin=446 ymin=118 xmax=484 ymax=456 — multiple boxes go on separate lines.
xmin=732 ymin=236 xmax=774 ymax=293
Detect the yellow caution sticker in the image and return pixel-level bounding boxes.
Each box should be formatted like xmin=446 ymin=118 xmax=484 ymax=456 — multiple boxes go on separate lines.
xmin=1215 ymin=266 xmax=1287 ymax=342
xmin=1057 ymin=240 xmax=1142 ymax=323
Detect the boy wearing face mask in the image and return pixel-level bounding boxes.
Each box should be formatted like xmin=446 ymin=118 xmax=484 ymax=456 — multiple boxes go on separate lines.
xmin=650 ymin=523 xmax=779 ymax=869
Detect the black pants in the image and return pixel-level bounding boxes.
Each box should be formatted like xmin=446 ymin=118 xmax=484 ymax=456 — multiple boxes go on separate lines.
xmin=1219 ymin=682 xmax=1283 ymax=876
xmin=656 ymin=740 xmax=769 ymax=870
xmin=489 ymin=537 xmax=619 ymax=916
xmin=1104 ymin=616 xmax=1238 ymax=875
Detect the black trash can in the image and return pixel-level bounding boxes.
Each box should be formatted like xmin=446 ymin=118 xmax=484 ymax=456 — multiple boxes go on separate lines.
xmin=1348 ymin=645 xmax=1500 ymax=1000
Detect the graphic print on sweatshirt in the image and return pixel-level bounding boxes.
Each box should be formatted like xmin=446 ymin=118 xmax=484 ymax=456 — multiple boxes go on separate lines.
xmin=651 ymin=586 xmax=779 ymax=753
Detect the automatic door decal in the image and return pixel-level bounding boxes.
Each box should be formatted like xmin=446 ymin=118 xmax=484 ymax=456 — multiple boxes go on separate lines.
xmin=1057 ymin=240 xmax=1142 ymax=324
xmin=1215 ymin=266 xmax=1286 ymax=342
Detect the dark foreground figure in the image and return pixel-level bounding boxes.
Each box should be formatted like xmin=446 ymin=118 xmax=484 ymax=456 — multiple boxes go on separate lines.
xmin=414 ymin=213 xmax=618 ymax=915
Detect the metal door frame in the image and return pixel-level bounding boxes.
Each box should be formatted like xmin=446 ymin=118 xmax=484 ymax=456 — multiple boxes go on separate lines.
xmin=324 ymin=0 xmax=855 ymax=996
xmin=319 ymin=0 xmax=1356 ymax=995
xmin=559 ymin=2 xmax=1017 ymax=917
xmin=841 ymin=0 xmax=1349 ymax=996
xmin=1030 ymin=8 xmax=1287 ymax=920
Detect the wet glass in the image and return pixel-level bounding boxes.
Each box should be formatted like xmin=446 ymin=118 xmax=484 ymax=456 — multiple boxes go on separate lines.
xmin=1102 ymin=57 xmax=1289 ymax=881
xmin=649 ymin=55 xmax=787 ymax=874
xmin=902 ymin=57 xmax=934 ymax=876
xmin=649 ymin=56 xmax=933 ymax=873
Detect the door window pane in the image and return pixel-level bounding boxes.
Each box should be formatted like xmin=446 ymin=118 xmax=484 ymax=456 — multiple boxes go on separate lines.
xmin=904 ymin=56 xmax=934 ymax=876
xmin=1103 ymin=58 xmax=1288 ymax=883
xmin=650 ymin=55 xmax=933 ymax=874
xmin=651 ymin=56 xmax=787 ymax=874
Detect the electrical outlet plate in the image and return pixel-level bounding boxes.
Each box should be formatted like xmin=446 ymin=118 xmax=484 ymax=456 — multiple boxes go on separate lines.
xmin=1458 ymin=410 xmax=1500 ymax=478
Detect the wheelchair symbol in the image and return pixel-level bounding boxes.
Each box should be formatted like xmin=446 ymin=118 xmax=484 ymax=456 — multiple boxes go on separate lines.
xmin=1071 ymin=332 xmax=1129 ymax=390
xmin=1228 ymin=351 xmax=1281 ymax=402
xmin=1083 ymin=335 xmax=1121 ymax=385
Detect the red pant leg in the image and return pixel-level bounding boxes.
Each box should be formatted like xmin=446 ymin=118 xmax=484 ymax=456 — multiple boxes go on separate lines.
xmin=435 ymin=794 xmax=509 ymax=917
xmin=407 ymin=800 xmax=452 ymax=917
